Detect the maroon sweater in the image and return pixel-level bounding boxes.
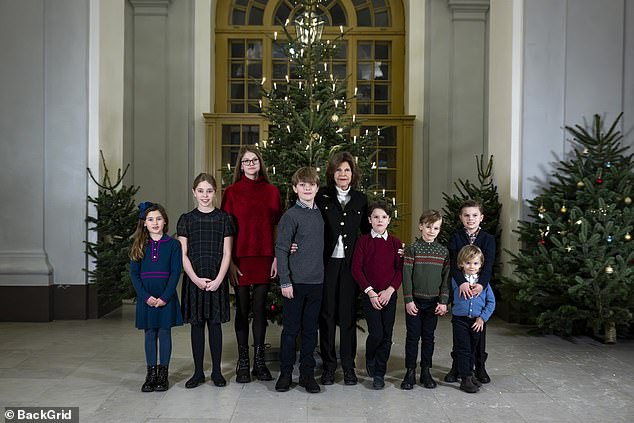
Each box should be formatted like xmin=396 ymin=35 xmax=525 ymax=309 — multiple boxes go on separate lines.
xmin=221 ymin=175 xmax=282 ymax=258
xmin=351 ymin=233 xmax=403 ymax=292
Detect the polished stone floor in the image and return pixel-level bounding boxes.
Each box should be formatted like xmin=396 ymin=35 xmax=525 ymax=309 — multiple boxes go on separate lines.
xmin=1 ymin=303 xmax=633 ymax=423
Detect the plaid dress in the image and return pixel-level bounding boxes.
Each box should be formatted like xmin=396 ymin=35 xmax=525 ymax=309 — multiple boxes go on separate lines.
xmin=177 ymin=208 xmax=235 ymax=324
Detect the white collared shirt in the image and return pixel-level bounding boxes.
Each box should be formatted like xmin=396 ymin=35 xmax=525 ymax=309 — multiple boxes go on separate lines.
xmin=371 ymin=229 xmax=388 ymax=240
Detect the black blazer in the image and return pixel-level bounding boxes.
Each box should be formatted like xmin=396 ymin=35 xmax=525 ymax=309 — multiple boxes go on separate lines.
xmin=316 ymin=186 xmax=371 ymax=264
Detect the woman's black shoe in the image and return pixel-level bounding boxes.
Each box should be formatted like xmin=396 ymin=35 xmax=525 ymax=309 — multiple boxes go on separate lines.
xmin=212 ymin=373 xmax=227 ymax=387
xmin=141 ymin=365 xmax=157 ymax=392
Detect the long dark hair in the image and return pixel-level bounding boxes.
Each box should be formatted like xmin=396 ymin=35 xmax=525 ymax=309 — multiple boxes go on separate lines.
xmin=233 ymin=145 xmax=270 ymax=184
xmin=129 ymin=203 xmax=169 ymax=262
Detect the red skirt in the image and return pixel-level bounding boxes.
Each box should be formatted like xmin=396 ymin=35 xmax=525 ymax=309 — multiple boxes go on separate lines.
xmin=235 ymin=256 xmax=273 ymax=286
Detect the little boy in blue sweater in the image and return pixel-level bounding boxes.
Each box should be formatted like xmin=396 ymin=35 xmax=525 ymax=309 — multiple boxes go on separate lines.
xmin=450 ymin=245 xmax=495 ymax=393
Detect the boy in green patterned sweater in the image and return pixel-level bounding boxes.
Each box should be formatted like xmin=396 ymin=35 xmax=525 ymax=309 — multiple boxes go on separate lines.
xmin=400 ymin=209 xmax=450 ymax=390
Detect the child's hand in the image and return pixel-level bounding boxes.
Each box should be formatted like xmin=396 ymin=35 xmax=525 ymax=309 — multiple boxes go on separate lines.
xmin=206 ymin=278 xmax=222 ymax=291
xmin=435 ymin=303 xmax=447 ymax=316
xmin=405 ymin=302 xmax=418 ymax=316
xmin=155 ymin=298 xmax=166 ymax=307
xmin=472 ymin=317 xmax=485 ymax=332
xmin=146 ymin=296 xmax=158 ymax=307
xmin=377 ymin=287 xmax=394 ymax=306
xmin=195 ymin=276 xmax=212 ymax=290
xmin=459 ymin=282 xmax=473 ymax=299
xmin=281 ymin=286 xmax=294 ymax=299
xmin=398 ymin=243 xmax=405 ymax=257
xmin=290 ymin=243 xmax=298 ymax=254
xmin=367 ymin=290 xmax=382 ymax=310
xmin=471 ymin=283 xmax=483 ymax=297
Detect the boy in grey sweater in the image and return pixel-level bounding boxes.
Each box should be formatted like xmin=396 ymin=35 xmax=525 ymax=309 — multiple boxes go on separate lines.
xmin=275 ymin=167 xmax=324 ymax=393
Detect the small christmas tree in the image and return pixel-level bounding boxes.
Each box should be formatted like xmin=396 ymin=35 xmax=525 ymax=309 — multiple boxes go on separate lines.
xmin=86 ymin=152 xmax=139 ymax=310
xmin=503 ymin=114 xmax=634 ymax=342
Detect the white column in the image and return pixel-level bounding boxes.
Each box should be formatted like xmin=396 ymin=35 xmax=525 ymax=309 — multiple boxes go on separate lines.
xmin=488 ymin=0 xmax=523 ymax=273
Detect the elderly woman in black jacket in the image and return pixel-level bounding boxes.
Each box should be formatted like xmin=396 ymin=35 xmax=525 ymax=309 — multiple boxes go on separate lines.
xmin=315 ymin=151 xmax=371 ymax=386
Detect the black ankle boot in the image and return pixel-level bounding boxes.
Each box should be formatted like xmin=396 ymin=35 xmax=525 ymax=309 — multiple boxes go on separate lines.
xmin=252 ymin=345 xmax=273 ymax=381
xmin=400 ymin=368 xmax=416 ymax=390
xmin=420 ymin=366 xmax=437 ymax=389
xmin=154 ymin=365 xmax=169 ymax=391
xmin=141 ymin=365 xmax=157 ymax=392
xmin=444 ymin=361 xmax=458 ymax=383
xmin=236 ymin=345 xmax=251 ymax=383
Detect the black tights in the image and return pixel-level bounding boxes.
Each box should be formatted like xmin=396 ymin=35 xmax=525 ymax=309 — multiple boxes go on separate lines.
xmin=190 ymin=320 xmax=223 ymax=378
xmin=234 ymin=284 xmax=269 ymax=346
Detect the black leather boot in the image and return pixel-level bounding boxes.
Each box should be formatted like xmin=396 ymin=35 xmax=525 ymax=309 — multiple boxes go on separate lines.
xmin=252 ymin=345 xmax=273 ymax=381
xmin=236 ymin=345 xmax=251 ymax=383
xmin=141 ymin=365 xmax=157 ymax=392
xmin=460 ymin=374 xmax=479 ymax=393
xmin=420 ymin=366 xmax=437 ymax=389
xmin=444 ymin=360 xmax=458 ymax=383
xmin=154 ymin=365 xmax=169 ymax=391
xmin=400 ymin=368 xmax=416 ymax=390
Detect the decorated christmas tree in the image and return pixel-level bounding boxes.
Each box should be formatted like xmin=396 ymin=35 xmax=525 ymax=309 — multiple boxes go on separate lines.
xmin=224 ymin=0 xmax=391 ymax=324
xmin=502 ymin=114 xmax=634 ymax=342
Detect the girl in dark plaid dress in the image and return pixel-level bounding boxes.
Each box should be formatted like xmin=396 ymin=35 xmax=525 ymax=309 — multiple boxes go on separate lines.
xmin=177 ymin=173 xmax=235 ymax=389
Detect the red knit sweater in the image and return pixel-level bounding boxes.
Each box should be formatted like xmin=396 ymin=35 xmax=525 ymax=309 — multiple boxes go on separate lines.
xmin=351 ymin=233 xmax=403 ymax=292
xmin=221 ymin=175 xmax=282 ymax=258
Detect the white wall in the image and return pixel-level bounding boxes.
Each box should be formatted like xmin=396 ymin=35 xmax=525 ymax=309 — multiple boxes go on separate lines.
xmin=521 ymin=0 xmax=632 ymax=214
xmin=0 ymin=0 xmax=89 ymax=287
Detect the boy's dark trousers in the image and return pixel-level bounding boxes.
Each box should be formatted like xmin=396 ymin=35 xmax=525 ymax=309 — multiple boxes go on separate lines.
xmin=404 ymin=298 xmax=439 ymax=369
xmin=450 ymin=325 xmax=487 ymax=370
xmin=279 ymin=284 xmax=323 ymax=376
xmin=361 ymin=293 xmax=397 ymax=377
xmin=319 ymin=258 xmax=358 ymax=371
xmin=451 ymin=315 xmax=481 ymax=378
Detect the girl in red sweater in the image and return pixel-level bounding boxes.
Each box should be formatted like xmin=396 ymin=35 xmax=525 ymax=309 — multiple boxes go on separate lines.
xmin=221 ymin=146 xmax=282 ymax=383
xmin=351 ymin=201 xmax=403 ymax=389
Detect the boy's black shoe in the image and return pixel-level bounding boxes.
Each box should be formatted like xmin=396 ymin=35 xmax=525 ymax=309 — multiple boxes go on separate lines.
xmin=471 ymin=372 xmax=483 ymax=388
xmin=372 ymin=376 xmax=385 ymax=390
xmin=320 ymin=369 xmax=335 ymax=385
xmin=275 ymin=371 xmax=292 ymax=392
xmin=420 ymin=366 xmax=437 ymax=389
xmin=366 ymin=359 xmax=376 ymax=378
xmin=343 ymin=368 xmax=358 ymax=385
xmin=459 ymin=375 xmax=479 ymax=393
xmin=444 ymin=362 xmax=458 ymax=383
xmin=185 ymin=374 xmax=205 ymax=389
xmin=400 ymin=368 xmax=416 ymax=390
xmin=141 ymin=365 xmax=157 ymax=392
xmin=299 ymin=375 xmax=321 ymax=393
xmin=475 ymin=366 xmax=490 ymax=384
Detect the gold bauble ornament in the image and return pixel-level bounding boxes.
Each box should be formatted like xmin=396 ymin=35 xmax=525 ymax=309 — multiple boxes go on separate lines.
xmin=605 ymin=265 xmax=614 ymax=274
xmin=577 ymin=181 xmax=585 ymax=188
xmin=625 ymin=196 xmax=632 ymax=205
xmin=625 ymin=233 xmax=632 ymax=241
xmin=331 ymin=114 xmax=339 ymax=122
xmin=560 ymin=205 xmax=567 ymax=213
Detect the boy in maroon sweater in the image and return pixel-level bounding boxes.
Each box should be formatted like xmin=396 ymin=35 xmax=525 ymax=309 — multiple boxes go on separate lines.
xmin=351 ymin=201 xmax=403 ymax=389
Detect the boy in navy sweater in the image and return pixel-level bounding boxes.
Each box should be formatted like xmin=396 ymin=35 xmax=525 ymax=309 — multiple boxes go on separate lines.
xmin=445 ymin=199 xmax=496 ymax=384
xmin=351 ymin=201 xmax=403 ymax=389
xmin=275 ymin=167 xmax=324 ymax=393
